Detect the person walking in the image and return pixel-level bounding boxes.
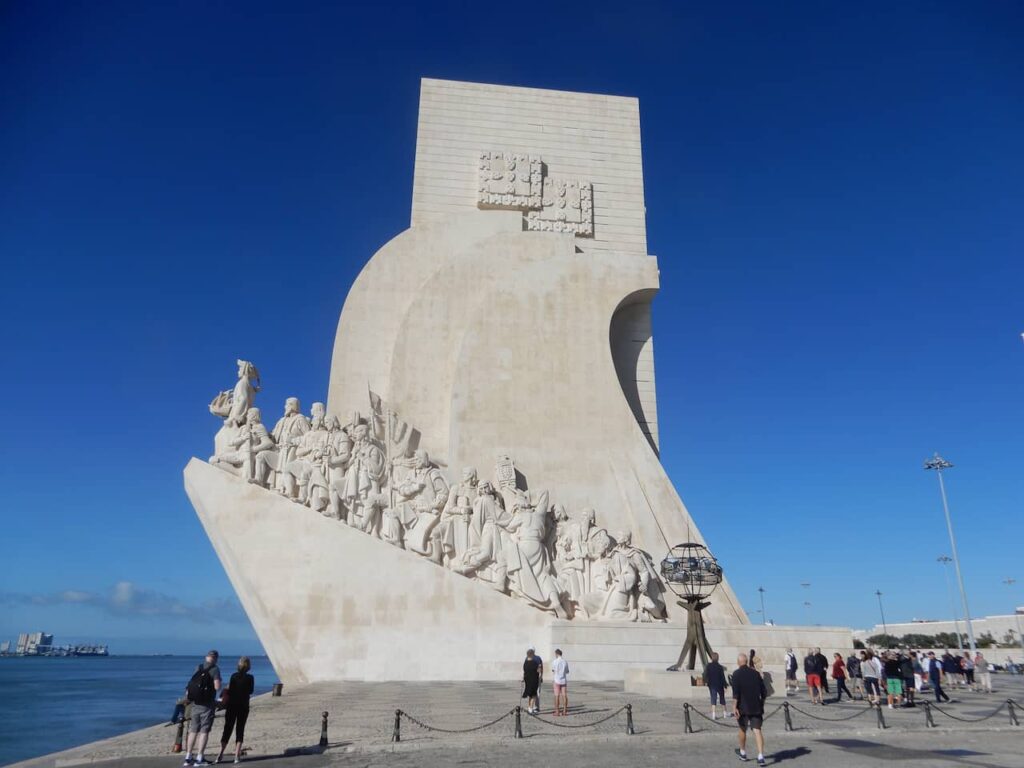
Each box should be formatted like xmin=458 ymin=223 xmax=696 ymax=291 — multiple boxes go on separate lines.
xmin=813 ymin=648 xmax=830 ymax=695
xmin=521 ymin=648 xmax=541 ymax=714
xmin=974 ymin=651 xmax=992 ymax=693
xmin=704 ymin=652 xmax=729 ymax=720
xmin=927 ymin=652 xmax=951 ymax=703
xmin=803 ymin=649 xmax=822 ymax=705
xmin=832 ymin=653 xmax=852 ymax=702
xmin=784 ymin=649 xmax=799 ymax=696
xmin=533 ymin=648 xmax=544 ymax=712
xmin=550 ymin=649 xmax=569 ymax=717
xmin=941 ymin=651 xmax=960 ymax=689
xmin=861 ymin=650 xmax=882 ymax=704
xmin=183 ymin=650 xmax=223 ymax=767
xmin=911 ymin=651 xmax=925 ymax=693
xmin=215 ymin=656 xmax=254 ymax=764
xmin=846 ymin=652 xmax=863 ymax=700
xmin=732 ymin=653 xmax=767 ymax=766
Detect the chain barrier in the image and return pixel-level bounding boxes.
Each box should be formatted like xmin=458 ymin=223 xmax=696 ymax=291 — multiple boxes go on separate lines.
xmin=526 ymin=705 xmax=627 ymax=730
xmin=786 ymin=702 xmax=877 ymax=723
xmin=683 ymin=703 xmax=783 ymax=732
xmin=927 ymin=700 xmax=1009 ymax=724
xmin=395 ymin=707 xmax=516 ymax=736
xmin=1009 ymin=699 xmax=1020 ymax=727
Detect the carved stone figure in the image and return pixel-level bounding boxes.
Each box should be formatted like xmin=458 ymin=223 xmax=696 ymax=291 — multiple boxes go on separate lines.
xmin=282 ymin=403 xmax=332 ymax=511
xmin=253 ymin=397 xmax=310 ymax=491
xmin=454 ymin=481 xmax=510 ymax=591
xmin=440 ymin=467 xmax=477 ymax=567
xmin=336 ymin=422 xmax=386 ymax=523
xmin=617 ymin=530 xmax=668 ymax=622
xmin=211 ymin=407 xmax=273 ymax=481
xmin=505 ymin=491 xmax=568 ymax=618
xmin=394 ymin=450 xmax=449 ymax=557
xmin=209 ymin=360 xmax=261 ymax=459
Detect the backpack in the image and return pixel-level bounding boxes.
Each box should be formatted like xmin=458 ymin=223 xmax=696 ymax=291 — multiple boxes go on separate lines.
xmin=187 ymin=665 xmax=216 ymax=705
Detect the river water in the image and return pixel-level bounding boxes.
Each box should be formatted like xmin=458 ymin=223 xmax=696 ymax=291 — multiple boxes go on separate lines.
xmin=0 ymin=655 xmax=277 ymax=766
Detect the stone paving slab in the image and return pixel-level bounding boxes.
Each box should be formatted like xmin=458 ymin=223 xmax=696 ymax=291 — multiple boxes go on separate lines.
xmin=12 ymin=677 xmax=1024 ymax=768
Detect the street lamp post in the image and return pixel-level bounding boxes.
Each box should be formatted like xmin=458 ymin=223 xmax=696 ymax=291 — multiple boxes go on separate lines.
xmin=1003 ymin=578 xmax=1024 ymax=658
xmin=924 ymin=454 xmax=977 ymax=655
xmin=938 ymin=555 xmax=965 ymax=652
xmin=875 ymin=590 xmax=888 ymax=638
xmin=758 ymin=586 xmax=767 ymax=626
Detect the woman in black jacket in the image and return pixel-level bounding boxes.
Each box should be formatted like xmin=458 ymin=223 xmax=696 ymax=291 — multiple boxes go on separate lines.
xmin=216 ymin=657 xmax=255 ymax=764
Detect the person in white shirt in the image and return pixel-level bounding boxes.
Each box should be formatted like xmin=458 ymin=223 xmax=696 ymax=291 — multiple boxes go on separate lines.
xmin=551 ymin=649 xmax=570 ymax=716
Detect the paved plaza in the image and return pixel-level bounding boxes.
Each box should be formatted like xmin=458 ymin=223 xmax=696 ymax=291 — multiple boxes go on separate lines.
xmin=17 ymin=675 xmax=1024 ymax=768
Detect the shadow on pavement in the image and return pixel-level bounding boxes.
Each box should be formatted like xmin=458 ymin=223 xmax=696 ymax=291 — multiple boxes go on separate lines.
xmin=771 ymin=746 xmax=812 ymax=762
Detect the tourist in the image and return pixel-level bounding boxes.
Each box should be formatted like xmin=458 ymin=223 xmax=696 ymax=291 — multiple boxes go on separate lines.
xmin=803 ymin=649 xmax=822 ymax=705
xmin=882 ymin=652 xmax=903 ymax=708
xmin=216 ymin=656 xmax=255 ymax=764
xmin=704 ymin=652 xmax=729 ymax=720
xmin=784 ymin=649 xmax=799 ymax=696
xmin=183 ymin=650 xmax=223 ymax=767
xmin=941 ymin=651 xmax=960 ymax=688
xmin=551 ymin=649 xmax=569 ymax=717
xmin=898 ymin=652 xmax=915 ymax=707
xmin=533 ymin=648 xmax=544 ymax=711
xmin=975 ymin=651 xmax=992 ymax=693
xmin=926 ymin=652 xmax=951 ymax=702
xmin=731 ymin=653 xmax=767 ymax=766
xmin=813 ymin=648 xmax=830 ymax=694
xmin=962 ymin=652 xmax=975 ymax=690
xmin=911 ymin=651 xmax=925 ymax=693
xmin=846 ymin=651 xmax=863 ymax=700
xmin=522 ymin=648 xmax=541 ymax=714
xmin=831 ymin=653 xmax=852 ymax=702
xmin=861 ymin=650 xmax=882 ymax=704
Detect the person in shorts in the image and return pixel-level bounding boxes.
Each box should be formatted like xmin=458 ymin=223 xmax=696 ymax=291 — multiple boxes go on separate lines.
xmin=704 ymin=652 xmax=729 ymax=720
xmin=184 ymin=650 xmax=222 ymax=767
xmin=550 ymin=649 xmax=569 ymax=716
xmin=882 ymin=652 xmax=903 ymax=708
xmin=784 ymin=649 xmax=799 ymax=695
xmin=732 ymin=653 xmax=767 ymax=766
xmin=803 ymin=649 xmax=823 ymax=705
xmin=861 ymin=649 xmax=882 ymax=704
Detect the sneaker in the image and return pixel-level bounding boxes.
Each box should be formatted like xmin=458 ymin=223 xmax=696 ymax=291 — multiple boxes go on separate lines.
xmin=736 ymin=749 xmax=749 ymax=762
xmin=183 ymin=759 xmax=194 ymax=767
xmin=194 ymin=760 xmax=210 ymax=767
xmin=233 ymin=760 xmax=240 ymax=765
xmin=757 ymin=757 xmax=767 ymax=766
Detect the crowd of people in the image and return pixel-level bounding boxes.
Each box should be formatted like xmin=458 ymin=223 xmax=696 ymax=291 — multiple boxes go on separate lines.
xmin=780 ymin=647 xmax=993 ymax=707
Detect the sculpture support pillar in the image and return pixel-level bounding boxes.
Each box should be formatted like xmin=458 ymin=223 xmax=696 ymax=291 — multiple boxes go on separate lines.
xmin=666 ymin=598 xmax=715 ymax=672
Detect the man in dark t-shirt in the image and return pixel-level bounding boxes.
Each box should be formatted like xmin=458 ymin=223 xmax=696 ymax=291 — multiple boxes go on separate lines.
xmin=732 ymin=653 xmax=767 ymax=766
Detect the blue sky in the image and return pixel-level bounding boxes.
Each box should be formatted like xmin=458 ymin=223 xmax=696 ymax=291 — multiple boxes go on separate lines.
xmin=1 ymin=1 xmax=1021 ymax=655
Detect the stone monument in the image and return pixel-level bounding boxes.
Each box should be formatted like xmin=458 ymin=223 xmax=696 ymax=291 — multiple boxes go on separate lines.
xmin=185 ymin=79 xmax=851 ymax=683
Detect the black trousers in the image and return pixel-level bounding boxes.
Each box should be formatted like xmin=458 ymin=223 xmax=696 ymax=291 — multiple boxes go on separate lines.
xmin=932 ymin=679 xmax=949 ymax=702
xmin=221 ymin=707 xmax=250 ymax=745
xmin=835 ymin=677 xmax=852 ymax=700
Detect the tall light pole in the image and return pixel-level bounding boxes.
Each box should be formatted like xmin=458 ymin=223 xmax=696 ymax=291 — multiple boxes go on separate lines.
xmin=875 ymin=590 xmax=888 ymax=638
xmin=758 ymin=586 xmax=767 ymax=625
xmin=1004 ymin=578 xmax=1024 ymax=658
xmin=937 ymin=555 xmax=965 ymax=652
xmin=924 ymin=454 xmax=977 ymax=655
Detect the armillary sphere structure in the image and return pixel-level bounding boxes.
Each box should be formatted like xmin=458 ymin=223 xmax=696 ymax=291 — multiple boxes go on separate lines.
xmin=660 ymin=543 xmax=723 ymax=671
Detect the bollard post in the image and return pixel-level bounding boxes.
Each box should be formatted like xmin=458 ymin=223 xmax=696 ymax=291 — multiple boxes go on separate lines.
xmin=1009 ymin=700 xmax=1019 ymax=727
xmin=514 ymin=706 xmax=523 ymax=738
xmin=875 ymin=702 xmax=887 ymax=730
xmin=683 ymin=702 xmax=693 ymax=734
xmin=172 ymin=717 xmax=185 ymax=753
xmin=391 ymin=710 xmax=401 ymax=743
xmin=922 ymin=701 xmax=935 ymax=728
xmin=319 ymin=711 xmax=328 ymax=748
xmin=783 ymin=701 xmax=794 ymax=732
xmin=272 ymin=682 xmax=283 ymax=697
xmin=625 ymin=703 xmax=635 ymax=735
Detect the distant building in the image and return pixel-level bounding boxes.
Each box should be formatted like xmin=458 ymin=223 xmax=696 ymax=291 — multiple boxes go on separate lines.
xmin=0 ymin=640 xmax=9 ymax=654
xmin=855 ymin=609 xmax=1024 ymax=648
xmin=16 ymin=633 xmax=29 ymax=654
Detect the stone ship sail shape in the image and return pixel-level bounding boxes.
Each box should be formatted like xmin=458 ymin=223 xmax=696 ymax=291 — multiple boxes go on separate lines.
xmin=186 ymin=79 xmax=783 ymax=684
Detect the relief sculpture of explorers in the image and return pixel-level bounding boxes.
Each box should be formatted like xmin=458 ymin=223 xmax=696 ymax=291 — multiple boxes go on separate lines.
xmin=209 ymin=361 xmax=667 ymax=622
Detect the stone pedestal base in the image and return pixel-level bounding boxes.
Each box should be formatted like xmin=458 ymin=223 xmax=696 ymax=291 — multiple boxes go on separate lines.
xmin=624 ymin=667 xmax=707 ymax=699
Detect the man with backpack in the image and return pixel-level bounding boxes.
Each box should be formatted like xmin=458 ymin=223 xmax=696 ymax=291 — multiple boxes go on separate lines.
xmin=183 ymin=650 xmax=223 ymax=767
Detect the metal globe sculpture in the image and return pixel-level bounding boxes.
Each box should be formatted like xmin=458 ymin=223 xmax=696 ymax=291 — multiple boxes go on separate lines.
xmin=660 ymin=543 xmax=724 ymax=672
